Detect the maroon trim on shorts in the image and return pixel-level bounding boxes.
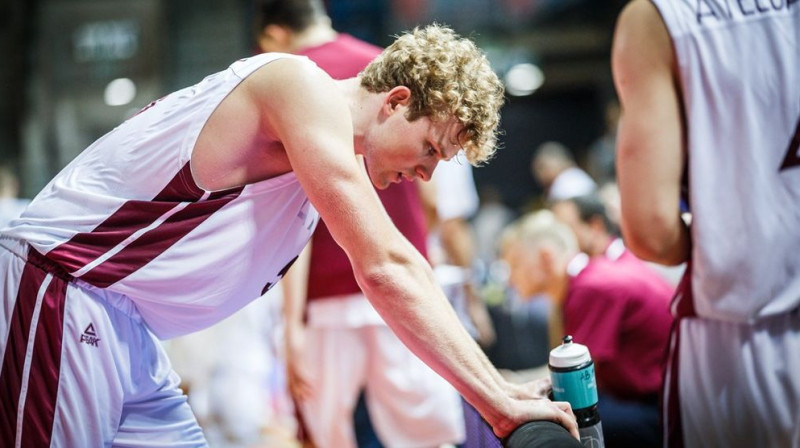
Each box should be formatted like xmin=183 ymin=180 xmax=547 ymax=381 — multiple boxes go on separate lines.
xmin=0 ymin=260 xmax=46 ymax=445
xmin=664 ymin=319 xmax=684 ymax=448
xmin=21 ymin=271 xmax=67 ymax=447
xmin=671 ymin=260 xmax=696 ymax=319
xmin=663 ymin=260 xmax=694 ymax=448
xmin=0 ymin=252 xmax=67 ymax=446
xmin=44 ymin=162 xmax=243 ymax=287
xmin=44 ymin=163 xmax=205 ymax=273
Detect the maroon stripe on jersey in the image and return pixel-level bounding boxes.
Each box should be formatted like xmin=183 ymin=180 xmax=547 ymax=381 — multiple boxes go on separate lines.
xmin=21 ymin=274 xmax=67 ymax=447
xmin=664 ymin=320 xmax=684 ymax=448
xmin=80 ymin=186 xmax=244 ymax=288
xmin=45 ymin=163 xmax=205 ymax=273
xmin=0 ymin=260 xmax=48 ymax=446
xmin=779 ymin=114 xmax=800 ymax=171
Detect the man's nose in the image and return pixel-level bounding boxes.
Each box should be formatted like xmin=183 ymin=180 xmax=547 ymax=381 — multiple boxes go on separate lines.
xmin=415 ymin=160 xmax=438 ymax=181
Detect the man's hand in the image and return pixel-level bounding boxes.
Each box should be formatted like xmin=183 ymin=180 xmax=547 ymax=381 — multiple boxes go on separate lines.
xmin=491 ymin=397 xmax=579 ymax=440
xmin=516 ymin=376 xmax=552 ymax=400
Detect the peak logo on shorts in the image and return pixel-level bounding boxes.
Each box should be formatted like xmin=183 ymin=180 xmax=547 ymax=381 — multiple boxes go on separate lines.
xmin=80 ymin=323 xmax=101 ymax=347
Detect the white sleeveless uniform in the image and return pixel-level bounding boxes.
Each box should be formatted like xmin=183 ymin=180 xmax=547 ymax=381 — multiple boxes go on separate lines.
xmin=0 ymin=53 xmax=319 ymax=447
xmin=650 ymin=2 xmax=800 ymax=447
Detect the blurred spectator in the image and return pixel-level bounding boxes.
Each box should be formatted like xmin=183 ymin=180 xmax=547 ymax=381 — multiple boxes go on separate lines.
xmin=552 ymin=192 xmax=684 ymax=286
xmin=550 ymin=193 xmax=620 ymax=260
xmin=502 ymin=210 xmax=674 ymax=448
xmin=0 ymin=163 xmax=30 ymax=229
xmin=256 ymin=1 xmax=465 ymax=446
xmin=585 ymin=100 xmax=620 ymax=186
xmin=531 ymin=141 xmax=596 ymax=203
xmin=472 ymin=185 xmax=515 ymax=270
xmin=483 ymin=222 xmax=552 ymax=372
xmin=596 ymin=182 xmax=621 ymax=230
xmin=427 ymin=158 xmax=496 ymax=349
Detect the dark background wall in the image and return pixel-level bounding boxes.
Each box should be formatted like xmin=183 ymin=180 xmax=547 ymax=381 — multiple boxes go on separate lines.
xmin=1 ymin=0 xmax=626 ymax=211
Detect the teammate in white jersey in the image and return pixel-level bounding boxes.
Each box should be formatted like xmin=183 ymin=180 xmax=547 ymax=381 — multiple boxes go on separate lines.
xmin=613 ymin=1 xmax=800 ymax=446
xmin=0 ymin=24 xmax=579 ymax=446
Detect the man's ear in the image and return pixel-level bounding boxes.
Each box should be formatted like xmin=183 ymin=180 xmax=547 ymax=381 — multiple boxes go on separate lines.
xmin=539 ymin=246 xmax=558 ymax=276
xmin=257 ymin=24 xmax=291 ymax=53
xmin=383 ymin=86 xmax=412 ymax=115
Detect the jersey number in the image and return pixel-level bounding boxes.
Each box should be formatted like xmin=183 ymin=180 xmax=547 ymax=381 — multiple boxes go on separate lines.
xmin=779 ymin=114 xmax=800 ymax=171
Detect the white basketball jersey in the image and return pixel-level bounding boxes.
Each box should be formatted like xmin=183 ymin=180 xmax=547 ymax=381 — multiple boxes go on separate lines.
xmin=652 ymin=0 xmax=800 ymax=322
xmin=3 ymin=53 xmax=320 ymax=338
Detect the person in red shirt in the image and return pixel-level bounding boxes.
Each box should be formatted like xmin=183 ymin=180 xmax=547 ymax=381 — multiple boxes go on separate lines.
xmin=503 ymin=210 xmax=674 ymax=447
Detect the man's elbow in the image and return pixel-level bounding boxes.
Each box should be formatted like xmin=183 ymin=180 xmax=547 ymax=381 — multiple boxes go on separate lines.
xmin=621 ymin=217 xmax=687 ymax=266
xmin=354 ymin=254 xmax=414 ymax=298
xmin=624 ymin=233 xmax=675 ymax=264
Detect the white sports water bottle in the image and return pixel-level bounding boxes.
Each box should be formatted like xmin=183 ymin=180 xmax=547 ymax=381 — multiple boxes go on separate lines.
xmin=549 ymin=335 xmax=605 ymax=448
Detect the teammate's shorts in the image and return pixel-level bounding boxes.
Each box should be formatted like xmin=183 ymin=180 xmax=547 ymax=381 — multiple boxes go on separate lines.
xmin=665 ymin=309 xmax=800 ymax=447
xmin=296 ymin=293 xmax=465 ymax=447
xmin=0 ymin=237 xmax=206 ymax=447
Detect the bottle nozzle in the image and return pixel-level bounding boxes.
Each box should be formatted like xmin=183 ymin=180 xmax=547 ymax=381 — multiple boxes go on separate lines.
xmin=562 ymin=335 xmax=573 ymax=345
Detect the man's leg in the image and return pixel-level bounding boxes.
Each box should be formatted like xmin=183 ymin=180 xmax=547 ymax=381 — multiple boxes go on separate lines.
xmin=297 ymin=325 xmax=368 ymax=448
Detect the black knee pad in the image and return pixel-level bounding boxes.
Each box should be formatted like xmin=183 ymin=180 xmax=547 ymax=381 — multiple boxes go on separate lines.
xmin=504 ymin=421 xmax=584 ymax=448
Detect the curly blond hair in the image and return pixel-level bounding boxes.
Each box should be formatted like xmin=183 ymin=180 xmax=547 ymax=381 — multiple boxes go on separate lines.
xmin=360 ymin=24 xmax=504 ymax=165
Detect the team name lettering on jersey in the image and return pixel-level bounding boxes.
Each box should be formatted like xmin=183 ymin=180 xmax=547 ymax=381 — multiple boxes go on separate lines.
xmin=692 ymin=0 xmax=798 ymax=24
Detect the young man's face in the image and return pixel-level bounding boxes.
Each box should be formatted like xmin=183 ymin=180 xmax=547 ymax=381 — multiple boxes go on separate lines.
xmin=362 ymin=103 xmax=464 ymax=190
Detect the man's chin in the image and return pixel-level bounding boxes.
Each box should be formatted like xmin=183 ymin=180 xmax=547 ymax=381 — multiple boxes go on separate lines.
xmin=374 ymin=178 xmax=391 ymax=190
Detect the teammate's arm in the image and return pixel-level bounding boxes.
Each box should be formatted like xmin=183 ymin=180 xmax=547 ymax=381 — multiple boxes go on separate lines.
xmin=250 ymin=58 xmax=578 ymax=438
xmin=612 ymin=0 xmax=690 ymax=266
xmin=281 ymin=242 xmax=314 ymax=400
xmin=439 ymin=217 xmax=497 ymax=349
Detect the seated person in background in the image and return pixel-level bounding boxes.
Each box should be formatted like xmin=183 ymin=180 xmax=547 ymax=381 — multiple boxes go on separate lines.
xmin=551 ymin=193 xmax=684 ymax=286
xmin=502 ymin=210 xmax=674 ymax=448
xmin=531 ymin=141 xmax=596 ymax=203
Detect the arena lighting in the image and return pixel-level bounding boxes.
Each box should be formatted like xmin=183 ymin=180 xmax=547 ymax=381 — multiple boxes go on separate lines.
xmin=504 ymin=63 xmax=544 ymax=96
xmin=104 ymin=78 xmax=137 ymax=106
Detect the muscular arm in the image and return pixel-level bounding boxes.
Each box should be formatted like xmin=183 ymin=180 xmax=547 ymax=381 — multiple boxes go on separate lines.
xmin=251 ymin=59 xmax=577 ymax=438
xmin=612 ymin=0 xmax=690 ymax=265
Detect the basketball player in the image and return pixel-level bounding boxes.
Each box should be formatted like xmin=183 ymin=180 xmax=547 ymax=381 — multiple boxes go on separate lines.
xmin=613 ymin=1 xmax=800 ymax=446
xmin=256 ymin=1 xmax=464 ymax=445
xmin=0 ymin=24 xmax=578 ymax=446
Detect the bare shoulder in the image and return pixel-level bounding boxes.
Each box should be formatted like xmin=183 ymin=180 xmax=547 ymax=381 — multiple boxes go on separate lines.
xmin=615 ymin=0 xmax=665 ymax=37
xmin=243 ymin=57 xmax=347 ymax=125
xmin=613 ymin=0 xmax=674 ymax=90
